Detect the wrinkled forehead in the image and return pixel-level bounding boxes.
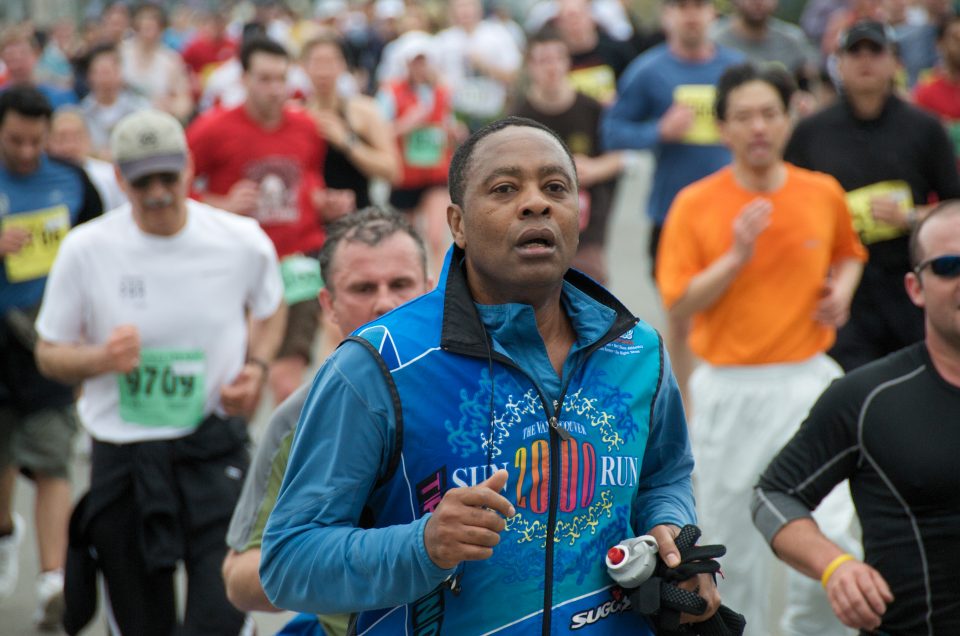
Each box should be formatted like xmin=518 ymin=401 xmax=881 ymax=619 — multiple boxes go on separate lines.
xmin=469 ymin=126 xmax=575 ymax=185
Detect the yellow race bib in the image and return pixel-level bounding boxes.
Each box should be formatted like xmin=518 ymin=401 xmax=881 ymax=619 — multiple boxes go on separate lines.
xmin=569 ymin=65 xmax=617 ymax=105
xmin=2 ymin=205 xmax=70 ymax=282
xmin=673 ymin=85 xmax=720 ymax=145
xmin=845 ymin=181 xmax=913 ymax=245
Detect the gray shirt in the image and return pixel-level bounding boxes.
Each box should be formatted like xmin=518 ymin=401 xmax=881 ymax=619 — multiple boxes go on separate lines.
xmin=712 ymin=17 xmax=819 ymax=72
xmin=226 ymin=383 xmax=310 ymax=552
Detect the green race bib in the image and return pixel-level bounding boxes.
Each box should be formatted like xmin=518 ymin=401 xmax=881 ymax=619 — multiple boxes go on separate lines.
xmin=404 ymin=127 xmax=445 ymax=167
xmin=280 ymin=255 xmax=323 ymax=305
xmin=118 ymin=349 xmax=206 ymax=428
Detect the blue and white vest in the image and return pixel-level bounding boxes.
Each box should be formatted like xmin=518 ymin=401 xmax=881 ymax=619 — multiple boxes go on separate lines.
xmin=349 ymin=252 xmax=666 ymax=635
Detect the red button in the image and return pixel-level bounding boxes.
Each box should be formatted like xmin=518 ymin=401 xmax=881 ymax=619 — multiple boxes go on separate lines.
xmin=607 ymin=546 xmax=626 ymax=565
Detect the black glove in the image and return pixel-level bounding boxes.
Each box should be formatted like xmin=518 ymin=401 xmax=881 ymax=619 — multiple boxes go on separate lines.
xmin=625 ymin=524 xmax=746 ymax=636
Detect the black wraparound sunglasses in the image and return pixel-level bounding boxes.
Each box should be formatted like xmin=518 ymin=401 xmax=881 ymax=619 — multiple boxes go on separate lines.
xmin=914 ymin=255 xmax=960 ymax=278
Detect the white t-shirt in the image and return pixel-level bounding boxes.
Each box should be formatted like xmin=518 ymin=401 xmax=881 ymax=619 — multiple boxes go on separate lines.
xmin=36 ymin=199 xmax=283 ymax=444
xmin=84 ymin=157 xmax=127 ymax=212
xmin=435 ymin=21 xmax=521 ymax=119
xmin=119 ymin=40 xmax=189 ymax=106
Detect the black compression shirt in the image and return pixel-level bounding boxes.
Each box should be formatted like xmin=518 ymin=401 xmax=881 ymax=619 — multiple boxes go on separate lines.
xmin=753 ymin=343 xmax=960 ymax=635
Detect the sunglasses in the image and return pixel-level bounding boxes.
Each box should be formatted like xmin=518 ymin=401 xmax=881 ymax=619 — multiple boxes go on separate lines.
xmin=131 ymin=172 xmax=179 ymax=190
xmin=914 ymin=255 xmax=960 ymax=278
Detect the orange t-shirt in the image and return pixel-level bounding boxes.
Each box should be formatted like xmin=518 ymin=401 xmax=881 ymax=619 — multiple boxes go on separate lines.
xmin=656 ymin=164 xmax=867 ymax=366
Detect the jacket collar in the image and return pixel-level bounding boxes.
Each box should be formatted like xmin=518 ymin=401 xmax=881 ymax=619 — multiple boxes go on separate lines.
xmin=439 ymin=245 xmax=638 ymax=357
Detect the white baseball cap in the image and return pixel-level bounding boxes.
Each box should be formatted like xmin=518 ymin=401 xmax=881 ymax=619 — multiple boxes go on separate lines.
xmin=110 ymin=109 xmax=187 ymax=182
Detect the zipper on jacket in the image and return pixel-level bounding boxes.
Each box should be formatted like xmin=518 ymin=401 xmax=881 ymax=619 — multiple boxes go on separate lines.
xmin=443 ymin=316 xmax=640 ymax=635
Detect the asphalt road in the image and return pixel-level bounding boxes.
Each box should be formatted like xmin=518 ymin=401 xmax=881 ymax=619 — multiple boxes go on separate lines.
xmin=3 ymin=154 xmax=662 ymax=635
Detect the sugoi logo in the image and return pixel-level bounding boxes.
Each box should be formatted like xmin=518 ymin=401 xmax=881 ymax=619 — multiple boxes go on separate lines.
xmin=570 ymin=588 xmax=631 ymax=630
xmin=139 ymin=131 xmax=158 ymax=147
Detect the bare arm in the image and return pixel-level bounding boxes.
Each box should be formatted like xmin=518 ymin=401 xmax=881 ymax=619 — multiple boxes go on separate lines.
xmin=345 ymin=98 xmax=401 ymax=183
xmin=772 ymin=518 xmax=892 ymax=632
xmin=249 ymin=302 xmax=286 ymax=365
xmin=574 ymin=152 xmax=625 ymax=189
xmin=814 ymin=258 xmax=864 ymax=328
xmin=221 ymin=303 xmax=287 ymax=417
xmin=36 ymin=325 xmax=140 ymax=385
xmin=222 ymin=549 xmax=279 ymax=613
xmin=666 ymin=198 xmax=771 ymax=321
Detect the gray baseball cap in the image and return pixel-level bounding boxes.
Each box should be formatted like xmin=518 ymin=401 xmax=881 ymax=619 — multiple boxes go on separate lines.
xmin=110 ymin=109 xmax=187 ymax=182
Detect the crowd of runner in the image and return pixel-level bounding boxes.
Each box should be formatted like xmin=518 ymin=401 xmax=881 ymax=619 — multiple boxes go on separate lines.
xmin=0 ymin=0 xmax=959 ymax=634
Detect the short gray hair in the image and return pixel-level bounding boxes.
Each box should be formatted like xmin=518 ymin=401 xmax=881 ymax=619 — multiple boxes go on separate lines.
xmin=318 ymin=206 xmax=428 ymax=293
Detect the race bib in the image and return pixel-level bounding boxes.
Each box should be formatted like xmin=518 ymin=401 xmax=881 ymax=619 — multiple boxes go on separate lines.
xmin=280 ymin=254 xmax=323 ymax=305
xmin=673 ymin=85 xmax=721 ymax=145
xmin=845 ymin=181 xmax=913 ymax=245
xmin=568 ymin=65 xmax=617 ymax=105
xmin=118 ymin=349 xmax=206 ymax=428
xmin=404 ymin=127 xmax=445 ymax=167
xmin=2 ymin=205 xmax=70 ymax=282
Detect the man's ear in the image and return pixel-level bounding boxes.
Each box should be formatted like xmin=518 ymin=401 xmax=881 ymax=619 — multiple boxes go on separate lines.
xmin=318 ymin=287 xmax=338 ymax=324
xmin=447 ymin=203 xmax=467 ymax=249
xmin=904 ymin=271 xmax=925 ymax=309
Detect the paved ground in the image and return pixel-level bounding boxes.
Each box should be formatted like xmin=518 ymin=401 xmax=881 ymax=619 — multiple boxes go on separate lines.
xmin=3 ymin=154 xmax=662 ymax=634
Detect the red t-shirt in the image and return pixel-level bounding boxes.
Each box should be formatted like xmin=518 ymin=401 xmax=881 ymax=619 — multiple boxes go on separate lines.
xmin=914 ymin=71 xmax=960 ymax=164
xmin=914 ymin=70 xmax=960 ymax=119
xmin=187 ymin=105 xmax=327 ymax=257
xmin=182 ymin=35 xmax=237 ymax=76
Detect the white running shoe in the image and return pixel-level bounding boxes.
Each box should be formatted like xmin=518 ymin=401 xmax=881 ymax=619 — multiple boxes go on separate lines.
xmin=34 ymin=568 xmax=65 ymax=631
xmin=0 ymin=512 xmax=23 ymax=599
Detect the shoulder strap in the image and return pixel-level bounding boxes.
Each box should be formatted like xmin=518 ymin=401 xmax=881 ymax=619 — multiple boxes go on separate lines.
xmin=345 ymin=335 xmax=404 ymax=489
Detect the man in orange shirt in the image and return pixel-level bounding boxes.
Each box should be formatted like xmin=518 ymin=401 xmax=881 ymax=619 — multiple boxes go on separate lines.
xmin=656 ymin=63 xmax=867 ymax=636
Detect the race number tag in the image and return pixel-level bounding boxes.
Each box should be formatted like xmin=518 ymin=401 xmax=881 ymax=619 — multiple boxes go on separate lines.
xmin=2 ymin=205 xmax=70 ymax=282
xmin=404 ymin=127 xmax=445 ymax=167
xmin=845 ymin=181 xmax=913 ymax=245
xmin=673 ymin=85 xmax=720 ymax=145
xmin=568 ymin=65 xmax=617 ymax=105
xmin=280 ymin=254 xmax=323 ymax=305
xmin=118 ymin=349 xmax=206 ymax=428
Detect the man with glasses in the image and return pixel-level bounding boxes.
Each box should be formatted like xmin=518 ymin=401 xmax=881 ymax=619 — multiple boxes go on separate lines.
xmin=785 ymin=20 xmax=960 ymax=371
xmin=34 ymin=109 xmax=286 ymax=635
xmin=754 ymin=200 xmax=960 ymax=634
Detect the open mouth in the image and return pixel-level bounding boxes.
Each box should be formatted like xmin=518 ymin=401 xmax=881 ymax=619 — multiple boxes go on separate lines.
xmin=516 ymin=228 xmax=557 ymax=255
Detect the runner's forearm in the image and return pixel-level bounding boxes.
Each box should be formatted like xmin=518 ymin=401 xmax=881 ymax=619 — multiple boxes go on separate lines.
xmin=35 ymin=339 xmax=112 ymax=385
xmin=248 ymin=303 xmax=287 ymax=365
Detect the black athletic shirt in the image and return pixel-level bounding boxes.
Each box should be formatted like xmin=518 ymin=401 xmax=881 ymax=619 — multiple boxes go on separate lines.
xmin=785 ymin=94 xmax=960 ymax=273
xmin=753 ymin=343 xmax=960 ymax=635
xmin=785 ymin=95 xmax=960 ymax=369
xmin=323 ymin=140 xmax=370 ymax=210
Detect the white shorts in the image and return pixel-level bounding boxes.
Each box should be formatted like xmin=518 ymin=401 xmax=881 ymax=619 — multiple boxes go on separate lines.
xmin=690 ymin=354 xmax=857 ymax=636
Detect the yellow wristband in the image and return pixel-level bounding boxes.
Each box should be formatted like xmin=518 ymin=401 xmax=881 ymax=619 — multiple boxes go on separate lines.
xmin=820 ymin=553 xmax=855 ymax=588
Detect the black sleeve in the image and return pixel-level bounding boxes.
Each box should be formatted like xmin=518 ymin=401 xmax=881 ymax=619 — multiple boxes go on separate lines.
xmin=75 ymin=166 xmax=104 ymax=226
xmin=782 ymin=121 xmax=810 ymax=169
xmin=922 ymin=116 xmax=960 ymax=200
xmin=751 ymin=376 xmax=863 ymax=545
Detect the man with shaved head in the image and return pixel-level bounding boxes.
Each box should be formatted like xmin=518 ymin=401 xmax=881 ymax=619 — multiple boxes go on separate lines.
xmin=755 ymin=201 xmax=960 ymax=634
